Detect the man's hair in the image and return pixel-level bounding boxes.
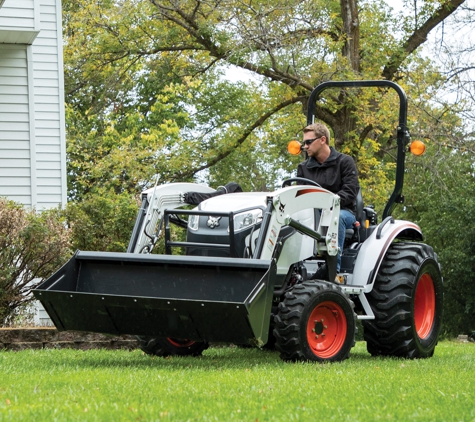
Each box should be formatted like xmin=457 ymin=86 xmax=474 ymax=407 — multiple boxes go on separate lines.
xmin=303 ymin=123 xmax=330 ymax=145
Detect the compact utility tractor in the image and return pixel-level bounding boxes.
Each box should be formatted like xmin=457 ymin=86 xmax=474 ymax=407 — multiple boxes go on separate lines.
xmin=34 ymin=80 xmax=443 ymax=362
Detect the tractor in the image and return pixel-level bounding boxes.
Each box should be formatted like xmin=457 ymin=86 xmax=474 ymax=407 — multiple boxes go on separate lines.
xmin=34 ymin=80 xmax=443 ymax=362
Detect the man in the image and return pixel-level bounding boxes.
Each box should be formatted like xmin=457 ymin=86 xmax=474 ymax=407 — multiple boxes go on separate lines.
xmin=297 ymin=122 xmax=359 ymax=276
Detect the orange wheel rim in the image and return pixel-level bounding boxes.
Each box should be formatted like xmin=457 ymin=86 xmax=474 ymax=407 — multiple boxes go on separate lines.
xmin=414 ymin=273 xmax=436 ymax=339
xmin=167 ymin=338 xmax=195 ymax=348
xmin=306 ymin=301 xmax=347 ymax=358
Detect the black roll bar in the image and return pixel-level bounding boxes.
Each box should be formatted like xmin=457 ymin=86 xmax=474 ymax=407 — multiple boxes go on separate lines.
xmin=306 ymin=80 xmax=411 ymax=219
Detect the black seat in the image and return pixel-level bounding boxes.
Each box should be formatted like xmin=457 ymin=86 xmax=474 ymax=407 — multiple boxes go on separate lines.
xmin=345 ymin=188 xmax=366 ymax=242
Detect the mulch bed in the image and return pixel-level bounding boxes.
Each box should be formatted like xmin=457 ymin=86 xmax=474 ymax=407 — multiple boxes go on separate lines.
xmin=0 ymin=327 xmax=138 ymax=351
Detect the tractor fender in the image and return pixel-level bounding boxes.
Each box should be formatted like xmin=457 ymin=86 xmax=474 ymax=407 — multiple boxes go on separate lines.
xmin=349 ymin=217 xmax=423 ymax=290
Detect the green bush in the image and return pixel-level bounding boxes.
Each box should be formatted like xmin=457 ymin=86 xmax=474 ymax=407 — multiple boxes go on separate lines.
xmin=0 ymin=199 xmax=72 ymax=325
xmin=401 ymin=148 xmax=475 ymax=337
xmin=65 ymin=191 xmax=139 ymax=252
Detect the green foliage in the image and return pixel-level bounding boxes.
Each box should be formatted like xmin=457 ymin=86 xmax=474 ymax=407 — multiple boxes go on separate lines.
xmin=398 ymin=144 xmax=475 ymax=336
xmin=0 ymin=199 xmax=72 ymax=325
xmin=65 ymin=191 xmax=139 ymax=252
xmin=62 ymin=0 xmax=466 ymax=198
xmin=0 ymin=342 xmax=474 ymax=420
xmin=66 ymin=80 xmax=196 ymax=200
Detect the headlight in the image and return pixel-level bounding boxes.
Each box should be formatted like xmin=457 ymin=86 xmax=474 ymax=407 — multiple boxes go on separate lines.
xmin=188 ymin=214 xmax=199 ymax=231
xmin=231 ymin=209 xmax=263 ymax=232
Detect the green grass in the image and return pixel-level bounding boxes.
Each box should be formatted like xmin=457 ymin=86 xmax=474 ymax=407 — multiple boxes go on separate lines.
xmin=0 ymin=341 xmax=474 ymax=421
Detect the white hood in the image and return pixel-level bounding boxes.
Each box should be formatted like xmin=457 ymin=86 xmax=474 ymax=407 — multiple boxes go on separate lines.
xmin=198 ymin=192 xmax=268 ymax=212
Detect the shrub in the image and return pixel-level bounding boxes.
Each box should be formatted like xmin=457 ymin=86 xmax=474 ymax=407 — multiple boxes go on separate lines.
xmin=0 ymin=198 xmax=72 ymax=325
xmin=65 ymin=191 xmax=139 ymax=252
xmin=401 ymin=148 xmax=475 ymax=337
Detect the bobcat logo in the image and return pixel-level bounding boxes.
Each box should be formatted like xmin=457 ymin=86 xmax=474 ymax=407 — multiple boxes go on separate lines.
xmin=207 ymin=216 xmax=221 ymax=229
xmin=279 ymin=202 xmax=286 ymax=213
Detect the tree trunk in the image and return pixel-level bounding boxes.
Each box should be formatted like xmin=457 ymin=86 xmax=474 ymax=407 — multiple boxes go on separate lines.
xmin=340 ymin=0 xmax=360 ymax=73
xmin=325 ymin=0 xmax=361 ymax=153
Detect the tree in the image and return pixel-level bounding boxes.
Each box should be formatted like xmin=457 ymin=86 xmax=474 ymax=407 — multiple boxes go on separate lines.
xmin=63 ymin=0 xmax=468 ymax=210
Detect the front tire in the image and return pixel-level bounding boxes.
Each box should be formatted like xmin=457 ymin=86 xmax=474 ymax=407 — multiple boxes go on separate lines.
xmin=137 ymin=337 xmax=209 ymax=357
xmin=274 ymin=281 xmax=356 ymax=362
xmin=363 ymin=242 xmax=443 ymax=358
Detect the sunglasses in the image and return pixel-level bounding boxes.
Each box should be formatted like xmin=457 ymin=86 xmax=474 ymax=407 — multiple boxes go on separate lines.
xmin=303 ymin=136 xmax=322 ymax=146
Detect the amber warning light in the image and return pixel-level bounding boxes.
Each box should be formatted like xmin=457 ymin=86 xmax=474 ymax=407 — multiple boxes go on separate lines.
xmin=410 ymin=140 xmax=426 ymax=156
xmin=288 ymin=140 xmax=303 ymax=155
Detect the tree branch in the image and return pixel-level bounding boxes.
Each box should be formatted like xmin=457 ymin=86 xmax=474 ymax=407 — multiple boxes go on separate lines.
xmin=176 ymin=95 xmax=307 ymax=179
xmin=149 ymin=1 xmax=314 ymax=91
xmin=383 ymin=0 xmax=466 ymax=80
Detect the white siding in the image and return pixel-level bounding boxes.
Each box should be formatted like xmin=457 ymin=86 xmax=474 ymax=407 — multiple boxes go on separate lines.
xmin=32 ymin=0 xmax=65 ymax=208
xmin=0 ymin=0 xmax=39 ymax=44
xmin=0 ymin=44 xmax=32 ymax=206
xmin=0 ymin=0 xmax=66 ymax=209
xmin=0 ymin=0 xmax=36 ymax=30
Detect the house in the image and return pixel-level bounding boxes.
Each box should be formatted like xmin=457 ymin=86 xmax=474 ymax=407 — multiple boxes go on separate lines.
xmin=0 ymin=0 xmax=66 ymax=325
xmin=0 ymin=0 xmax=66 ymax=209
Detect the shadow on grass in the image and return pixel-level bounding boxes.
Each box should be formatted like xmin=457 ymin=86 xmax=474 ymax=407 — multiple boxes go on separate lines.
xmin=58 ymin=345 xmax=283 ymax=371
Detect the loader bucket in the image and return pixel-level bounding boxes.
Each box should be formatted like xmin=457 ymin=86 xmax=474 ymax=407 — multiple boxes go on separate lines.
xmin=33 ymin=251 xmax=276 ymax=346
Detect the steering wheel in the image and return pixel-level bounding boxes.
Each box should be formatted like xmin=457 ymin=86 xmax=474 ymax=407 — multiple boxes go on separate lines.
xmin=281 ymin=177 xmax=321 ymax=188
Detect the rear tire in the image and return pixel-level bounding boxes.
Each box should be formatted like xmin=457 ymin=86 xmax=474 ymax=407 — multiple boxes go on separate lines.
xmin=274 ymin=281 xmax=356 ymax=362
xmin=363 ymin=242 xmax=443 ymax=358
xmin=137 ymin=337 xmax=209 ymax=357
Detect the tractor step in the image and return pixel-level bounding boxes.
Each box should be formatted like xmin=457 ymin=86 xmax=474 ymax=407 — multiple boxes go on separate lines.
xmin=33 ymin=251 xmax=276 ymax=346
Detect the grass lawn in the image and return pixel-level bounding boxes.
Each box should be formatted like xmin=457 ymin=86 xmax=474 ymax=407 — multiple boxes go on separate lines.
xmin=0 ymin=341 xmax=474 ymax=421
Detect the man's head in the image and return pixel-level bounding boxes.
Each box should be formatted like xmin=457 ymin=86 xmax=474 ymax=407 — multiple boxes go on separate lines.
xmin=302 ymin=123 xmax=331 ymax=162
xmin=303 ymin=123 xmax=330 ymax=145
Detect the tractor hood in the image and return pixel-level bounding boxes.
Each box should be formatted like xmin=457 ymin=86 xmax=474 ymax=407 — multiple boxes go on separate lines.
xmin=198 ymin=192 xmax=268 ymax=212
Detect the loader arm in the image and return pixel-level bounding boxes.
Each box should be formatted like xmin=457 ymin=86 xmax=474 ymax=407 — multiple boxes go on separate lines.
xmin=129 ymin=183 xmax=215 ymax=254
xmin=256 ymin=186 xmax=340 ymax=261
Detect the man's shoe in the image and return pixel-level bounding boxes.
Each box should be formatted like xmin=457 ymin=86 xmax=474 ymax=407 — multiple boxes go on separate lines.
xmin=311 ymin=264 xmax=328 ymax=280
xmin=335 ymin=275 xmax=345 ymax=284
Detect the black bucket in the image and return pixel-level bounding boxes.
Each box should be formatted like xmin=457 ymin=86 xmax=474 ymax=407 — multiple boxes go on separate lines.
xmin=33 ymin=251 xmax=276 ymax=346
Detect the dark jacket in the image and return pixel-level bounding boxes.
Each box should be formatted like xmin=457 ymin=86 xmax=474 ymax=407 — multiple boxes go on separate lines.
xmin=296 ymin=147 xmax=359 ymax=213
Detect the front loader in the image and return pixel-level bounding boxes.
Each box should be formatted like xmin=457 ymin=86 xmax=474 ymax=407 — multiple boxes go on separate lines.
xmin=34 ymin=80 xmax=443 ymax=362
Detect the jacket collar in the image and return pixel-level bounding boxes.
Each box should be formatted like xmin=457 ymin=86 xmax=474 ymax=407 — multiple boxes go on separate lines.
xmin=306 ymin=147 xmax=340 ymax=169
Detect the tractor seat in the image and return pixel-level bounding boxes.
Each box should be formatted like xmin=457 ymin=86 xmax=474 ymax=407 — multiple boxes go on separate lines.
xmin=345 ymin=188 xmax=365 ymax=241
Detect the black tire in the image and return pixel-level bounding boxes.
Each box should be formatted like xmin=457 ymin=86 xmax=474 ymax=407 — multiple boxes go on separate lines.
xmin=137 ymin=337 xmax=209 ymax=357
xmin=262 ymin=313 xmax=277 ymax=350
xmin=362 ymin=242 xmax=443 ymax=358
xmin=274 ymin=281 xmax=356 ymax=362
